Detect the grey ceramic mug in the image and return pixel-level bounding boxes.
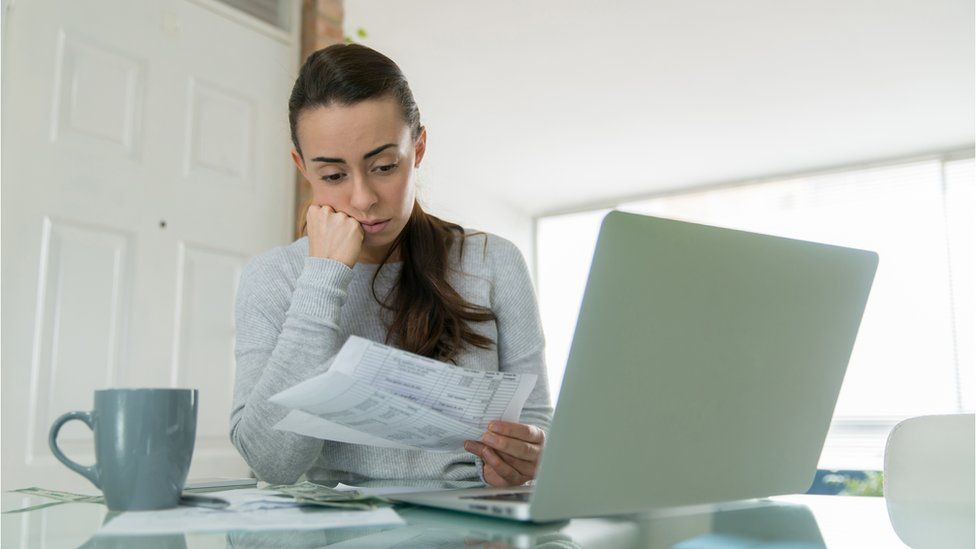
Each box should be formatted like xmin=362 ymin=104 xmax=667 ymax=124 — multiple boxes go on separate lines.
xmin=48 ymin=388 xmax=198 ymax=511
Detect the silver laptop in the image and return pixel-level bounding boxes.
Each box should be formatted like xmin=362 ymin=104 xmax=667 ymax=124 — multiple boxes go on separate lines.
xmin=393 ymin=210 xmax=878 ymax=522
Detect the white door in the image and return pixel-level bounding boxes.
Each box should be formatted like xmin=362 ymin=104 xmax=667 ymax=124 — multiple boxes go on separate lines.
xmin=2 ymin=0 xmax=299 ymax=492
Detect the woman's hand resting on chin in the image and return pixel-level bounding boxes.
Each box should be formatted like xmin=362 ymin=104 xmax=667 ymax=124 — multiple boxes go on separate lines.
xmin=306 ymin=204 xmax=363 ymax=268
xmin=464 ymin=421 xmax=545 ymax=487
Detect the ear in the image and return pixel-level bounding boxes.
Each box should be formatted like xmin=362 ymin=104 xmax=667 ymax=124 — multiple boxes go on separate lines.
xmin=413 ymin=126 xmax=427 ymax=168
xmin=291 ymin=149 xmax=309 ymax=180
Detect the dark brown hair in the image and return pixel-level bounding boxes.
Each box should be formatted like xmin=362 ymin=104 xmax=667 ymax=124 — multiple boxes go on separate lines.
xmin=289 ymin=43 xmax=495 ymax=363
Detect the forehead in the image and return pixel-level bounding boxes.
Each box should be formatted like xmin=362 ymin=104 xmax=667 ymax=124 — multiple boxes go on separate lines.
xmin=296 ymin=97 xmax=408 ymax=155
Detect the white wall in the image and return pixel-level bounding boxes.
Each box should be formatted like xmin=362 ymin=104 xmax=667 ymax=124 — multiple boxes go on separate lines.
xmin=343 ymin=0 xmax=973 ymax=276
xmin=418 ymin=174 xmax=535 ymax=274
xmin=346 ymin=0 xmax=973 ymax=218
xmin=342 ymin=4 xmax=537 ymax=268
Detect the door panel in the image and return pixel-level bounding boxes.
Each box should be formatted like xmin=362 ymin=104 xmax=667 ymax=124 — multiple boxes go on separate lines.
xmin=25 ymin=218 xmax=133 ymax=469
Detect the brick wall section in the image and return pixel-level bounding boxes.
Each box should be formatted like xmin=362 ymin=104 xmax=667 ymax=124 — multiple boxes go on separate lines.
xmin=303 ymin=0 xmax=344 ymax=55
xmin=294 ymin=0 xmax=345 ymax=238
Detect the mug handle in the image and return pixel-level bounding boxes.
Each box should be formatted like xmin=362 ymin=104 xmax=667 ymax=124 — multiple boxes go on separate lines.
xmin=48 ymin=411 xmax=100 ymax=489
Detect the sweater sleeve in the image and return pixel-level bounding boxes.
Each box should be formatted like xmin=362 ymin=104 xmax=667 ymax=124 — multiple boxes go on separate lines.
xmin=229 ymin=252 xmax=354 ymax=484
xmin=489 ymin=236 xmax=555 ymax=437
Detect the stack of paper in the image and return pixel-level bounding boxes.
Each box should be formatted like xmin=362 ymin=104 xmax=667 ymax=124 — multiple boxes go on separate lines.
xmin=271 ymin=336 xmax=537 ymax=452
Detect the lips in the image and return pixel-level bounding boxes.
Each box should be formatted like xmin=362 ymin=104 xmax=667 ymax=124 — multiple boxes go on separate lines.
xmin=360 ymin=219 xmax=390 ymax=234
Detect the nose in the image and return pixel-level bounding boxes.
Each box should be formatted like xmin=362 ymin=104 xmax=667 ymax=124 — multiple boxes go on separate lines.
xmin=349 ymin=176 xmax=378 ymax=214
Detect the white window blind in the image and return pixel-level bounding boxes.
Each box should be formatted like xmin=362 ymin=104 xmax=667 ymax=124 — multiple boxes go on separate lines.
xmin=536 ymin=156 xmax=975 ymax=471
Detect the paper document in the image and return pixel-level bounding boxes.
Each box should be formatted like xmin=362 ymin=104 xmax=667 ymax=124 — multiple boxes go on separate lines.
xmin=270 ymin=336 xmax=537 ymax=452
xmin=96 ymin=488 xmax=404 ymax=536
xmin=97 ymin=505 xmax=403 ymax=536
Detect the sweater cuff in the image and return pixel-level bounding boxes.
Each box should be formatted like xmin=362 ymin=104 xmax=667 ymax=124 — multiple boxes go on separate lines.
xmin=474 ymin=455 xmax=488 ymax=486
xmin=288 ymin=257 xmax=354 ymax=321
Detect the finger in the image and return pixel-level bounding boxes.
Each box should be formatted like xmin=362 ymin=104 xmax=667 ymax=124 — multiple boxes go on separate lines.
xmin=482 ymin=447 xmax=524 ymax=486
xmin=470 ymin=439 xmax=537 ymax=477
xmin=307 ymin=204 xmax=336 ymax=219
xmin=492 ymin=447 xmax=538 ymax=478
xmin=482 ymin=464 xmax=510 ymax=487
xmin=481 ymin=431 xmax=541 ymax=462
xmin=463 ymin=440 xmax=484 ymax=456
xmin=483 ymin=461 xmax=521 ymax=488
xmin=488 ymin=421 xmax=545 ymax=444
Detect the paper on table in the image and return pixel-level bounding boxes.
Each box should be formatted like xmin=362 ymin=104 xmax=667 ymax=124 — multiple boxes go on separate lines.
xmin=95 ymin=488 xmax=403 ymax=536
xmin=270 ymin=336 xmax=537 ymax=452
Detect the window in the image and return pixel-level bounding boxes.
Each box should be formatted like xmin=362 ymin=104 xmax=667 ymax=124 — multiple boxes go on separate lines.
xmin=536 ymin=154 xmax=975 ymax=470
xmin=213 ymin=0 xmax=294 ymax=31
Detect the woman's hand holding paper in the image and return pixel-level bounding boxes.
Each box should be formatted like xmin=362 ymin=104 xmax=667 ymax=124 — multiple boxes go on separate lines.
xmin=464 ymin=421 xmax=545 ymax=487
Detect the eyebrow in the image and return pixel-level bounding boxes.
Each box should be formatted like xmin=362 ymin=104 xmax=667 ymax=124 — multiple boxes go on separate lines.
xmin=310 ymin=143 xmax=397 ymax=164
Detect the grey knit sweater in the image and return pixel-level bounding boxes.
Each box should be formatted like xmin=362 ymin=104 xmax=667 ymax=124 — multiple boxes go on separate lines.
xmin=230 ymin=229 xmax=553 ymax=485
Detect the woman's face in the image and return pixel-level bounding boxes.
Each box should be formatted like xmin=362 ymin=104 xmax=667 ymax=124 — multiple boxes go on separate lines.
xmin=291 ymin=96 xmax=426 ymax=263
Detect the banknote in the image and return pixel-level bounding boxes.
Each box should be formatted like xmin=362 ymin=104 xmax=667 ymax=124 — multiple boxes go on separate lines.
xmin=4 ymin=486 xmax=238 ymax=514
xmin=262 ymin=481 xmax=390 ymax=510
xmin=5 ymin=482 xmax=389 ymax=514
xmin=3 ymin=487 xmax=104 ymax=514
xmin=262 ymin=481 xmax=359 ymax=500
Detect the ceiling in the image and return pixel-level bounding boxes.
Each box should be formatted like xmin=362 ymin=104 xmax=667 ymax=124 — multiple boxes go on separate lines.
xmin=345 ymin=0 xmax=974 ymax=217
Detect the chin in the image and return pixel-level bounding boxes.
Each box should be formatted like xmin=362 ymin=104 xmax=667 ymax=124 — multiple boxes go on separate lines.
xmin=364 ymin=227 xmax=398 ymax=247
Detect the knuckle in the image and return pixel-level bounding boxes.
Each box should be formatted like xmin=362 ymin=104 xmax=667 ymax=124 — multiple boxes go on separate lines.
xmin=501 ymin=466 xmax=518 ymax=483
xmin=491 ymin=456 xmax=511 ymax=475
xmin=511 ymin=459 xmax=532 ymax=478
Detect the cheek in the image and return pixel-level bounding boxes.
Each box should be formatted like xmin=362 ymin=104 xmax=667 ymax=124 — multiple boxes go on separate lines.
xmin=384 ymin=178 xmax=415 ymax=215
xmin=309 ymin=187 xmax=342 ymax=207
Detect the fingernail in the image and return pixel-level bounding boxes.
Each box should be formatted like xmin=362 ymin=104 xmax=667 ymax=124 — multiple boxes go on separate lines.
xmin=463 ymin=441 xmax=473 ymax=452
xmin=488 ymin=421 xmax=499 ymax=432
xmin=483 ymin=433 xmax=497 ymax=444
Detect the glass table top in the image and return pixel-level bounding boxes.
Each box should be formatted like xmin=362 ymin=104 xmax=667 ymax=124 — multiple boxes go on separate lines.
xmin=1 ymin=489 xmax=910 ymax=548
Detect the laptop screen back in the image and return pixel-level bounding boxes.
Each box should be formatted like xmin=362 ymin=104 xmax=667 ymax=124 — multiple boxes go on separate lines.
xmin=529 ymin=211 xmax=878 ymax=521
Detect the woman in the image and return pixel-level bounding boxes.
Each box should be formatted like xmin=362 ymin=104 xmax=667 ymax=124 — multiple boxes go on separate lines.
xmin=230 ymin=43 xmax=553 ymax=488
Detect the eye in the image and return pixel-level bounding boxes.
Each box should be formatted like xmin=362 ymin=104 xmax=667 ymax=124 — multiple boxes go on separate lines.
xmin=375 ymin=164 xmax=398 ymax=173
xmin=320 ymin=173 xmax=344 ymax=183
